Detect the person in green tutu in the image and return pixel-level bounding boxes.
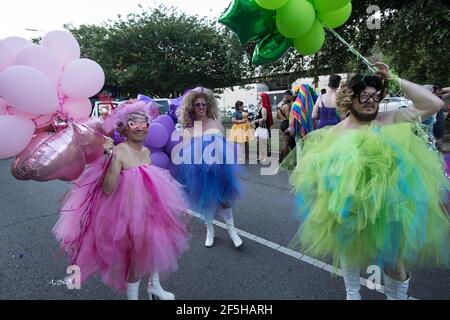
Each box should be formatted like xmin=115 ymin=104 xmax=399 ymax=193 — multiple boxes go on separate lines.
xmin=289 ymin=62 xmax=450 ymax=300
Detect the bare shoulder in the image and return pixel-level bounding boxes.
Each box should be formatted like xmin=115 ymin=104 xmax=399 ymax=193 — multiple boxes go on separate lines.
xmin=332 ymin=121 xmax=347 ymax=136
xmin=206 ymin=119 xmax=225 ymax=135
xmin=377 ymin=110 xmax=397 ymax=125
xmin=113 ymin=143 xmax=128 ymax=158
xmin=378 ymin=108 xmax=421 ymax=125
xmin=214 ymin=120 xmax=225 ymax=132
xmin=143 ymin=146 xmax=151 ymax=156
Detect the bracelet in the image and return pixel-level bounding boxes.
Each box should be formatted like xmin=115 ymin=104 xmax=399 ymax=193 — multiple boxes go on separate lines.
xmin=387 ymin=68 xmax=403 ymax=95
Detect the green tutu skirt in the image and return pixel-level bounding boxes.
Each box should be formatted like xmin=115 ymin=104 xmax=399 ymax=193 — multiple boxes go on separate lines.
xmin=288 ymin=121 xmax=450 ymax=269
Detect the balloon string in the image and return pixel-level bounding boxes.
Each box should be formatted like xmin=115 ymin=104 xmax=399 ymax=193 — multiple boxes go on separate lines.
xmin=327 ymin=28 xmax=437 ymax=150
xmin=326 ymin=27 xmax=405 ymax=97
xmin=326 ymin=27 xmax=377 ymax=73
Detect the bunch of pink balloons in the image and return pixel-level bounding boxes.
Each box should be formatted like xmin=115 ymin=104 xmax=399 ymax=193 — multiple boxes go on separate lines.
xmin=0 ymin=30 xmax=105 ymax=161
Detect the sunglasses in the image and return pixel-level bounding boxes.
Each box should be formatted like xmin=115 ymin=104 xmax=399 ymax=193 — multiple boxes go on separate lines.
xmin=127 ymin=120 xmax=149 ymax=130
xmin=194 ymin=102 xmax=207 ymax=108
xmin=357 ymin=91 xmax=383 ymax=103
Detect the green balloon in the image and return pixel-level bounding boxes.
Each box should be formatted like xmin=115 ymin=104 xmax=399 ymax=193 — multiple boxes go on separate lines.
xmin=276 ymin=0 xmax=316 ymax=39
xmin=255 ymin=0 xmax=289 ymax=10
xmin=293 ymin=19 xmax=325 ymax=55
xmin=318 ymin=3 xmax=352 ymax=29
xmin=219 ymin=0 xmax=276 ymax=45
xmin=314 ymin=0 xmax=350 ymax=13
xmin=252 ymin=31 xmax=292 ymax=65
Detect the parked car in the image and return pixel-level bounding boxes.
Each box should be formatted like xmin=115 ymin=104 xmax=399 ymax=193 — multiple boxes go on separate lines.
xmin=379 ymin=96 xmax=413 ymax=113
xmin=225 ymin=106 xmax=236 ymax=117
xmin=91 ymin=100 xmax=121 ymax=118
xmin=244 ymin=104 xmax=257 ymax=121
xmin=153 ymin=98 xmax=170 ymax=115
xmin=226 ymin=104 xmax=257 ymax=121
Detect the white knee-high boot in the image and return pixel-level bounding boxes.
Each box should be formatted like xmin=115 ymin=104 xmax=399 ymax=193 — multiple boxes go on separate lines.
xmin=126 ymin=280 xmax=140 ymax=300
xmin=383 ymin=272 xmax=410 ymax=300
xmin=340 ymin=257 xmax=362 ymax=300
xmin=220 ymin=207 xmax=243 ymax=248
xmin=147 ymin=272 xmax=175 ymax=300
xmin=205 ymin=221 xmax=215 ymax=247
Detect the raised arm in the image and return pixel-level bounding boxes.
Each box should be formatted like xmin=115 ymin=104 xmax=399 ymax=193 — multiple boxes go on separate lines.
xmin=400 ymin=79 xmax=444 ymax=120
xmin=374 ymin=62 xmax=444 ymax=122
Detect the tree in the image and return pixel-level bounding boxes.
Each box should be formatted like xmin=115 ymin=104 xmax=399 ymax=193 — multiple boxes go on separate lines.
xmin=254 ymin=0 xmax=449 ymax=85
xmin=66 ymin=6 xmax=252 ymax=98
xmin=378 ymin=0 xmax=450 ymax=84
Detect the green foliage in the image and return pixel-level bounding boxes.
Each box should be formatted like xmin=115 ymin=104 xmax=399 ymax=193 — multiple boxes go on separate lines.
xmin=257 ymin=0 xmax=449 ymax=85
xmin=66 ymin=5 xmax=252 ymax=98
xmin=378 ymin=0 xmax=449 ymax=84
xmin=66 ymin=1 xmax=448 ymax=94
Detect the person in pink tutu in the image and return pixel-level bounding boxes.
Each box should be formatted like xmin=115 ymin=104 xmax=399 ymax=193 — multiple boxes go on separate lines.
xmin=53 ymin=100 xmax=190 ymax=300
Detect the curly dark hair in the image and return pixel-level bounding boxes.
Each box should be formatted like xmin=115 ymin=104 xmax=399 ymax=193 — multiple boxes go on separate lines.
xmin=337 ymin=72 xmax=389 ymax=114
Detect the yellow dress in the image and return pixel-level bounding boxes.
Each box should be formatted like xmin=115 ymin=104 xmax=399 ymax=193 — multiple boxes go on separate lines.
xmin=229 ymin=112 xmax=255 ymax=143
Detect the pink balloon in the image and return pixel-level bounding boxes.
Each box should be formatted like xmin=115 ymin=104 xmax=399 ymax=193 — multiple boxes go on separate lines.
xmin=0 ymin=39 xmax=14 ymax=72
xmin=2 ymin=36 xmax=32 ymax=57
xmin=6 ymin=106 xmax=55 ymax=128
xmin=11 ymin=124 xmax=85 ymax=181
xmin=41 ymin=30 xmax=80 ymax=67
xmin=61 ymin=58 xmax=105 ymax=99
xmin=73 ymin=121 xmax=107 ymax=164
xmin=79 ymin=117 xmax=108 ymax=136
xmin=63 ymin=99 xmax=93 ymax=120
xmin=16 ymin=44 xmax=63 ymax=87
xmin=0 ymin=98 xmax=7 ymax=115
xmin=0 ymin=65 xmax=59 ymax=114
xmin=0 ymin=115 xmax=36 ymax=159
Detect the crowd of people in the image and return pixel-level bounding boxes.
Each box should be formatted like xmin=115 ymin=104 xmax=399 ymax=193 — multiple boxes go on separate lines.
xmin=51 ymin=62 xmax=450 ymax=301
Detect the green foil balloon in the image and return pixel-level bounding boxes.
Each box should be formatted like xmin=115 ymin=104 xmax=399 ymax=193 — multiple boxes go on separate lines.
xmin=255 ymin=0 xmax=289 ymax=10
xmin=318 ymin=3 xmax=352 ymax=29
xmin=293 ymin=19 xmax=325 ymax=55
xmin=276 ymin=0 xmax=316 ymax=39
xmin=314 ymin=0 xmax=350 ymax=13
xmin=252 ymin=31 xmax=292 ymax=65
xmin=219 ymin=0 xmax=276 ymax=45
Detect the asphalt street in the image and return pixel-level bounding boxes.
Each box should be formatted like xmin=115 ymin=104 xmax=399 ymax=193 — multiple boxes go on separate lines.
xmin=0 ymin=157 xmax=449 ymax=300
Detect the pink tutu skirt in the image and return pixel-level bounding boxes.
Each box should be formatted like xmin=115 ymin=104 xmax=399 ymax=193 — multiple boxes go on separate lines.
xmin=53 ymin=158 xmax=190 ymax=292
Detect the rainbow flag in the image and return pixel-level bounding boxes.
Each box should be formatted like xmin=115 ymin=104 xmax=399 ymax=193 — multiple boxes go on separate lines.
xmin=289 ymin=84 xmax=318 ymax=138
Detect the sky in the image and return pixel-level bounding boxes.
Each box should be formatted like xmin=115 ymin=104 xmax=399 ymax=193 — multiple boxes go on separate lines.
xmin=0 ymin=0 xmax=232 ymax=39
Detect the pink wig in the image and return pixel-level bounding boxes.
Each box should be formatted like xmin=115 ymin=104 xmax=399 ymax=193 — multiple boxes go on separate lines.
xmin=102 ymin=100 xmax=159 ymax=134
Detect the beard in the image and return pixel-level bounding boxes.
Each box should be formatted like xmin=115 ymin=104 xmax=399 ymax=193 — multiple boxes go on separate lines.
xmin=349 ymin=104 xmax=379 ymax=122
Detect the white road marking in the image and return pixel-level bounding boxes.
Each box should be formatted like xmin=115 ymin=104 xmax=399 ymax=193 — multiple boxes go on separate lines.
xmin=187 ymin=209 xmax=418 ymax=300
